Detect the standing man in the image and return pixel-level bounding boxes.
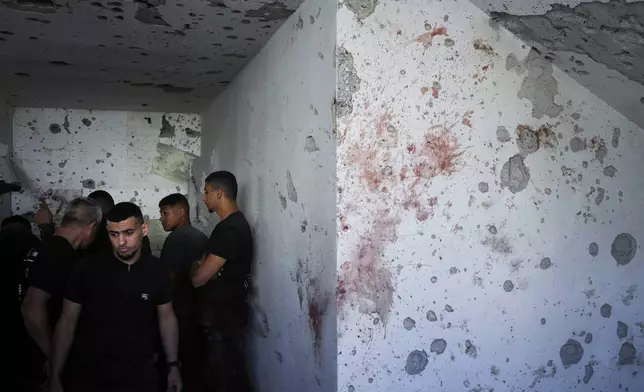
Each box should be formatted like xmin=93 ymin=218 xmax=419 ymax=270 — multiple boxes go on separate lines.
xmin=191 ymin=171 xmax=253 ymax=392
xmin=159 ymin=193 xmax=208 ymax=392
xmin=48 ymin=202 xmax=181 ymax=392
xmin=21 ymin=197 xmax=102 ymax=390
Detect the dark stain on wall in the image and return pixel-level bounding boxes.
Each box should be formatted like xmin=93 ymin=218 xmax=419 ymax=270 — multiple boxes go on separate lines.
xmin=245 ymin=2 xmax=294 ymax=22
xmin=491 ymin=2 xmax=644 ymax=86
xmin=159 ymin=114 xmax=176 ymax=138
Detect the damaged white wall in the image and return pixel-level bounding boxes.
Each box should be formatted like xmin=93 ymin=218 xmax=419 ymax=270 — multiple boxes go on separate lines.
xmin=191 ymin=0 xmax=336 ymax=390
xmin=11 ymin=108 xmax=201 ymax=252
xmin=336 ymin=1 xmax=644 ymax=391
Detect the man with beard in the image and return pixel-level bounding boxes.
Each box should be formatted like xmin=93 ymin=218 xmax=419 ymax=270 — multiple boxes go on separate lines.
xmin=49 ymin=202 xmax=181 ymax=392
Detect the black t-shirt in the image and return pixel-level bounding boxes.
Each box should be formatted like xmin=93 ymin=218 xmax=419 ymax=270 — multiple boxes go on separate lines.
xmin=24 ymin=235 xmax=78 ymax=326
xmin=201 ymin=211 xmax=253 ymax=330
xmin=65 ymin=252 xmax=171 ymax=381
xmin=160 ymin=225 xmax=207 ymax=325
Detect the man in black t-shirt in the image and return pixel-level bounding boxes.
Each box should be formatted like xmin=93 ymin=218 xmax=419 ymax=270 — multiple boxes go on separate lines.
xmin=49 ymin=202 xmax=181 ymax=392
xmin=159 ymin=193 xmax=208 ymax=392
xmin=21 ymin=197 xmax=102 ymax=389
xmin=191 ymin=171 xmax=253 ymax=392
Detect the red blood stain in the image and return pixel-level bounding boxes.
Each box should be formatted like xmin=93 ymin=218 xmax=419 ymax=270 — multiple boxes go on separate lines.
xmin=407 ymin=144 xmax=416 ymax=153
xmin=462 ymin=118 xmax=472 ymax=128
xmin=306 ymin=281 xmax=329 ymax=360
xmin=375 ymin=110 xmax=392 ymax=137
xmin=482 ymin=64 xmax=489 ymax=71
xmin=432 ymin=87 xmax=439 ymax=98
xmin=339 ymin=214 xmax=350 ymax=232
xmin=412 ymin=25 xmax=448 ymax=49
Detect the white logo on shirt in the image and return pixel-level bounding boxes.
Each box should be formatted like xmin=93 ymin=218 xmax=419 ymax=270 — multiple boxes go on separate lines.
xmin=141 ymin=293 xmax=149 ymax=300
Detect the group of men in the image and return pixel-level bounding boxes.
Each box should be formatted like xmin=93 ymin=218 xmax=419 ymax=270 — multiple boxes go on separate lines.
xmin=5 ymin=170 xmax=253 ymax=392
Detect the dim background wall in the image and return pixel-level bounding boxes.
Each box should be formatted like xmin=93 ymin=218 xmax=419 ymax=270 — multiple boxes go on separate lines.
xmin=336 ymin=1 xmax=644 ymax=391
xmin=191 ymin=0 xmax=336 ymax=390
xmin=11 ymin=108 xmax=201 ymax=253
xmin=0 ymin=95 xmax=12 ymax=220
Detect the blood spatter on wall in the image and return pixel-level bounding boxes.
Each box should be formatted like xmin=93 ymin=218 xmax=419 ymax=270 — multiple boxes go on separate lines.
xmin=412 ymin=25 xmax=448 ymax=50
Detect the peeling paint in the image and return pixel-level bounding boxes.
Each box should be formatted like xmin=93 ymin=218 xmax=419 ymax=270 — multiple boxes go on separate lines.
xmin=518 ymin=50 xmax=563 ymax=119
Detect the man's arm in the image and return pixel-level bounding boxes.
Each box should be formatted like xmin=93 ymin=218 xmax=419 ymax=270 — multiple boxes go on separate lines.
xmin=21 ymin=287 xmax=52 ymax=356
xmin=49 ymin=300 xmax=82 ymax=384
xmin=191 ymin=254 xmax=226 ymax=288
xmin=157 ymin=303 xmax=179 ymax=362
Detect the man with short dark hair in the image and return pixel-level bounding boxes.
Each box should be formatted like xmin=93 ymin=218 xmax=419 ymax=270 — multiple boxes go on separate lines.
xmin=191 ymin=171 xmax=253 ymax=392
xmin=49 ymin=202 xmax=181 ymax=392
xmin=1 ymin=214 xmax=33 ymax=233
xmin=21 ymin=198 xmax=102 ymax=390
xmin=159 ymin=193 xmax=207 ymax=392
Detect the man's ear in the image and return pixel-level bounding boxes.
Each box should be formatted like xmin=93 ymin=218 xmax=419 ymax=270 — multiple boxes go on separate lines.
xmin=142 ymin=222 xmax=149 ymax=237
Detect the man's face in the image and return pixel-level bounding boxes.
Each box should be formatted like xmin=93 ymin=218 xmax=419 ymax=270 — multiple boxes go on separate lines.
xmin=159 ymin=205 xmax=182 ymax=231
xmin=203 ymin=184 xmax=221 ymax=213
xmin=107 ymin=217 xmax=148 ymax=261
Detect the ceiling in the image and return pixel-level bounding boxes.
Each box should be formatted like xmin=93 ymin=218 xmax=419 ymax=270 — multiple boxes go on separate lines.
xmin=469 ymin=0 xmax=644 ymax=130
xmin=0 ymin=0 xmax=303 ymax=113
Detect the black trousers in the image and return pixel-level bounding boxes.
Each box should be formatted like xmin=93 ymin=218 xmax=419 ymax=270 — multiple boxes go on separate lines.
xmin=203 ymin=327 xmax=251 ymax=392
xmin=65 ymin=359 xmax=158 ymax=392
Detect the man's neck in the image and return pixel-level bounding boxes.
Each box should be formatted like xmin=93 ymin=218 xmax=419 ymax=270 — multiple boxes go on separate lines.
xmin=217 ymin=203 xmax=239 ymax=221
xmin=54 ymin=228 xmax=80 ymax=250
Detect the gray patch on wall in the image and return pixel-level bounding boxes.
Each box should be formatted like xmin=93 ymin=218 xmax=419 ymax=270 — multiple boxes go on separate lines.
xmin=403 ymin=317 xmax=416 ymax=330
xmin=617 ymin=321 xmax=628 ymax=339
xmin=305 ymin=136 xmax=319 ymax=152
xmin=63 ymin=115 xmax=70 ymax=134
xmin=583 ymin=362 xmax=594 ymax=384
xmin=286 ymin=171 xmax=298 ymax=202
xmin=82 ymin=179 xmax=96 ymax=189
xmin=405 ymin=350 xmax=428 ymax=375
xmin=584 ymin=333 xmax=593 ymax=344
xmin=516 ymin=50 xmax=564 ymax=119
xmin=135 ymin=5 xmax=170 ymax=26
xmin=619 ymin=342 xmax=636 ymax=365
xmin=603 ymin=165 xmax=617 ymax=177
xmin=559 ymin=339 xmax=583 ymax=366
xmin=589 ymin=242 xmax=598 ymax=257
xmin=337 ymin=47 xmax=362 ymax=118
xmin=426 ymin=310 xmax=437 ymax=321
xmin=539 ymin=257 xmax=552 ymax=270
xmin=503 ymin=280 xmax=514 ymax=292
xmin=500 ymin=154 xmax=530 ymax=193
xmin=49 ymin=124 xmax=61 ymax=134
xmin=345 ymin=0 xmax=378 ymax=20
xmin=152 ymin=143 xmax=196 ymax=182
xmin=496 ymin=126 xmax=511 ymax=142
xmin=430 ymin=339 xmax=447 ymax=355
xmin=600 ymin=303 xmax=612 ymax=318
xmin=612 ymin=128 xmax=621 ymax=148
xmin=160 ymin=115 xmax=176 ymax=138
xmin=490 ymin=2 xmax=644 ymax=87
xmin=505 ymin=53 xmax=524 ymax=73
xmin=611 ymin=233 xmax=637 ymax=266
xmin=245 ymin=2 xmax=294 ymax=22
xmin=278 ymin=192 xmax=287 ymax=210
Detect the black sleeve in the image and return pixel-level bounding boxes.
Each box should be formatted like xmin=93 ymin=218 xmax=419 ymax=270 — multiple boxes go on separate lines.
xmin=29 ymin=248 xmax=64 ymax=297
xmin=155 ymin=261 xmax=172 ymax=305
xmin=142 ymin=236 xmax=151 ymax=254
xmin=64 ymin=260 xmax=86 ymax=304
xmin=38 ymin=223 xmax=55 ymax=240
xmin=160 ymin=234 xmax=183 ymax=272
xmin=207 ymin=226 xmax=241 ymax=261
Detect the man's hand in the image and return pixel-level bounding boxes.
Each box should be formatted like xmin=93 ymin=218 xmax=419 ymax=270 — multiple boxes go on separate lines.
xmin=35 ymin=201 xmax=53 ymax=225
xmin=167 ymin=366 xmax=182 ymax=392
